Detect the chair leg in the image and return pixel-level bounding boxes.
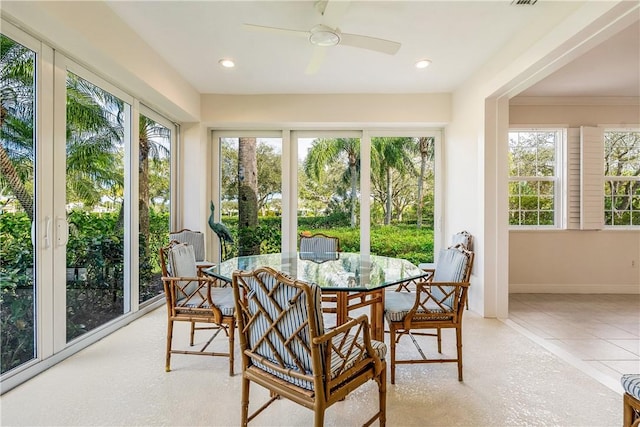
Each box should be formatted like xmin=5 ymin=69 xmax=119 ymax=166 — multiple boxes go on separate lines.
xmin=313 ymin=408 xmax=325 ymax=427
xmin=389 ymin=325 xmax=396 ymax=385
xmin=165 ymin=320 xmax=174 ymax=372
xmin=190 ymin=321 xmax=196 ymax=346
xmin=228 ymin=319 xmax=235 ymax=376
xmin=456 ymin=325 xmax=463 ymax=382
xmin=437 ymin=328 xmax=442 ymax=353
xmin=241 ymin=377 xmax=250 ymax=427
xmin=379 ymin=364 xmax=387 ymax=427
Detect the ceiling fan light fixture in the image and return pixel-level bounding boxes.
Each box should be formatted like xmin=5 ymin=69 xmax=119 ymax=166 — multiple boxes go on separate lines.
xmin=309 ymin=29 xmax=340 ymax=47
xmin=218 ymin=58 xmax=235 ymax=68
xmin=415 ymin=59 xmax=431 ymax=69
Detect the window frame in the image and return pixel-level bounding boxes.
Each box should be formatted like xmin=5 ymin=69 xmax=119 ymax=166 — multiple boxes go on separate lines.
xmin=603 ymin=127 xmax=640 ymax=228
xmin=508 ymin=127 xmax=566 ymax=229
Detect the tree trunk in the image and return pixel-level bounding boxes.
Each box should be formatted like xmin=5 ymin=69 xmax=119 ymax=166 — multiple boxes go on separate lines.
xmin=385 ymin=167 xmax=392 ymax=225
xmin=139 ymin=134 xmax=150 ymax=261
xmin=349 ymin=158 xmax=358 ymax=228
xmin=238 ymin=137 xmax=259 ymax=256
xmin=0 ymin=108 xmax=33 ymax=221
xmin=417 ymin=137 xmax=432 ymax=229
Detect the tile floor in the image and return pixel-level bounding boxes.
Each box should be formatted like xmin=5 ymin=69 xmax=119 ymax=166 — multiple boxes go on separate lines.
xmin=508 ymin=293 xmax=640 ymax=391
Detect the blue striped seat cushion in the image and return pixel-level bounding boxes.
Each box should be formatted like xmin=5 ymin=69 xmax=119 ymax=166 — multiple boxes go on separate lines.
xmin=384 ymin=290 xmax=452 ymax=323
xmin=622 ymin=374 xmax=640 ymax=400
xmin=177 ymin=286 xmax=235 ymax=316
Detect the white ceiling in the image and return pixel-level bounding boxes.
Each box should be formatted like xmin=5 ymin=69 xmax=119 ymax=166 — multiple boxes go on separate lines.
xmin=105 ymin=0 xmax=639 ymax=97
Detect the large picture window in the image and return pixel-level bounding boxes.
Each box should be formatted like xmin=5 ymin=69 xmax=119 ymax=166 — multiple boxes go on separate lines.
xmin=604 ymin=129 xmax=640 ymax=226
xmin=508 ymin=129 xmax=563 ymax=227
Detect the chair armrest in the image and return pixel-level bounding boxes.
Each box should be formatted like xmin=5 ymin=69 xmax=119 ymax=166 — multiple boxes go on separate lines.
xmin=313 ymin=314 xmax=384 ymax=377
xmin=314 ymin=314 xmax=371 ymax=344
xmin=161 ymin=275 xmax=224 ymax=322
xmin=404 ymin=281 xmax=470 ymax=328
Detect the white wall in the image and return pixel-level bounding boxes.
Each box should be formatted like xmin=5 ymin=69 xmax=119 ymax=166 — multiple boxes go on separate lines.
xmin=509 ymin=99 xmax=640 ymax=294
xmin=200 ymin=93 xmax=451 ymax=127
xmin=446 ymin=1 xmax=639 ymax=318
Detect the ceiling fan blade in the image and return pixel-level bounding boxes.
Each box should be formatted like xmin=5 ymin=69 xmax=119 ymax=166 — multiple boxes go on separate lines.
xmin=339 ymin=33 xmax=401 ymax=55
xmin=320 ymin=0 xmax=351 ymax=28
xmin=242 ymin=23 xmax=309 ymax=39
xmin=305 ymin=47 xmax=327 ymax=75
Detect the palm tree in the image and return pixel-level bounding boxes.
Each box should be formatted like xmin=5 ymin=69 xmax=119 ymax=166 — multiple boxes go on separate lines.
xmin=138 ymin=115 xmax=170 ymax=263
xmin=371 ymin=137 xmax=416 ymax=225
xmin=238 ymin=137 xmax=259 ymax=256
xmin=65 ymin=73 xmax=124 ymax=208
xmin=1 ymin=35 xmax=35 ymax=220
xmin=416 ymin=137 xmax=434 ymax=228
xmin=304 ymin=138 xmax=360 ymax=227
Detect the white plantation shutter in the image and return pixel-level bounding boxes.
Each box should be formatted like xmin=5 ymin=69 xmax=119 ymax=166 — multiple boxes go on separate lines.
xmin=567 ymin=128 xmax=581 ymax=229
xmin=580 ymin=126 xmax=604 ymax=230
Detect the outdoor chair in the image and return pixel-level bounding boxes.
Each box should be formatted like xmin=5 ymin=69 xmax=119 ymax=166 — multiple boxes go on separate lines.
xmin=159 ymin=241 xmax=235 ymax=375
xmin=385 ymin=245 xmax=474 ymax=383
xmin=169 ymin=228 xmax=214 ymax=268
xmin=232 ymin=266 xmax=386 ymax=427
xmin=622 ymin=374 xmax=640 ymax=427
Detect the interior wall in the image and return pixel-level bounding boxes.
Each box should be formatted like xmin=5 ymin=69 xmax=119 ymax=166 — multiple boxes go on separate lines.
xmin=200 ymin=93 xmax=451 ymax=126
xmin=446 ymin=1 xmax=639 ymax=318
xmin=509 ymin=100 xmax=640 ymax=293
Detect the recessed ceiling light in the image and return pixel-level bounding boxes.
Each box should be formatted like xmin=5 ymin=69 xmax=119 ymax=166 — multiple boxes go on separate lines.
xmin=415 ymin=59 xmax=431 ymax=69
xmin=219 ymin=58 xmax=235 ymax=68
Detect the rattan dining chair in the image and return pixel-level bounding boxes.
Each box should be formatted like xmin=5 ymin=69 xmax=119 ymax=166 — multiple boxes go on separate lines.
xmin=418 ymin=230 xmax=473 ymax=309
xmin=622 ymin=374 xmax=640 ymax=427
xmin=169 ymin=228 xmax=214 ymax=268
xmin=159 ymin=241 xmax=235 ymax=375
xmin=232 ymin=266 xmax=386 ymax=427
xmin=299 ymin=232 xmax=343 ymax=320
xmin=385 ymin=245 xmax=474 ymax=383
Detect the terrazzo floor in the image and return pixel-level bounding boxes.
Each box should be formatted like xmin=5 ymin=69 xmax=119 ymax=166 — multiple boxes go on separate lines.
xmin=0 ymin=295 xmax=627 ymax=426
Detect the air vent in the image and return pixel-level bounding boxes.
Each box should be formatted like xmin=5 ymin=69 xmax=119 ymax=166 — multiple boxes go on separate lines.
xmin=511 ymin=0 xmax=537 ymax=5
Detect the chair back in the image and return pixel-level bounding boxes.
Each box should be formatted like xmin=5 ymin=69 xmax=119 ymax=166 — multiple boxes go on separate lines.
xmin=232 ymin=267 xmax=325 ymax=391
xmin=299 ymin=232 xmax=341 ymax=253
xmin=170 ymin=229 xmax=206 ymax=262
xmin=160 ymin=241 xmax=199 ymax=298
xmin=432 ymin=246 xmax=474 ymax=307
xmin=451 ymin=230 xmax=473 ymax=251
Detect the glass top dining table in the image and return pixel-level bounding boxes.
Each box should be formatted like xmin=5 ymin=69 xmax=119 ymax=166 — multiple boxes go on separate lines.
xmin=204 ymin=252 xmax=426 ymax=292
xmin=204 ymin=252 xmax=427 ymax=341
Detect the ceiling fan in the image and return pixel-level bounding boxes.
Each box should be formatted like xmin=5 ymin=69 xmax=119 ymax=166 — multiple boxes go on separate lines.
xmin=243 ymin=0 xmax=401 ymax=73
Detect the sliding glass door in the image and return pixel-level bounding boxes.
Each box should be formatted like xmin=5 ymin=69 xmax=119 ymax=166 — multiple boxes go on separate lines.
xmin=63 ymin=70 xmax=131 ymax=341
xmin=369 ymin=133 xmax=438 ymax=264
xmin=295 ymin=132 xmax=361 ymax=252
xmin=214 ymin=132 xmax=283 ymax=260
xmin=1 ymin=22 xmax=177 ymax=388
xmin=0 ymin=31 xmax=38 ymax=374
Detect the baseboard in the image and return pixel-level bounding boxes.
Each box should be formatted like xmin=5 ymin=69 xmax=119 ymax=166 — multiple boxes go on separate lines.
xmin=509 ymin=283 xmax=640 ymax=294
